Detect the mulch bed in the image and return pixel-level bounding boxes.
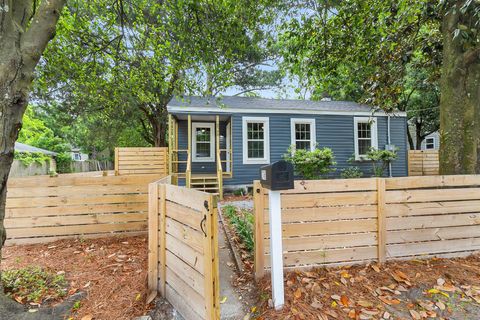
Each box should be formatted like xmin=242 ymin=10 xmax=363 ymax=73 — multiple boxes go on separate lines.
xmin=1 ymin=235 xmax=151 ymax=320
xmin=256 ymin=255 xmax=480 ymax=320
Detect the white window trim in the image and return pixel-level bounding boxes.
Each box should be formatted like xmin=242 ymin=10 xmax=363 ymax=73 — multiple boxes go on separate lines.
xmin=290 ymin=118 xmax=316 ymax=152
xmin=425 ymin=137 xmax=435 ymax=149
xmin=192 ymin=122 xmax=215 ymax=162
xmin=354 ymin=117 xmax=378 ymax=161
xmin=242 ymin=117 xmax=270 ymax=165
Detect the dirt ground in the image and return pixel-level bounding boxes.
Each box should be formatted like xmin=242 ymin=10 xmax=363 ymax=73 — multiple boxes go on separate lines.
xmin=256 ymin=255 xmax=480 ymax=320
xmin=1 ymin=235 xmax=151 ymax=320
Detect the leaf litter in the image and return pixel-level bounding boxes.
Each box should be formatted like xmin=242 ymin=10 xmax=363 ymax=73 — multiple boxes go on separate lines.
xmin=256 ymin=254 xmax=480 ymax=319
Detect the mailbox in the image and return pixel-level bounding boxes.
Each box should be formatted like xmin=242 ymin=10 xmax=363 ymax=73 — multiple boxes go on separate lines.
xmin=260 ymin=160 xmax=294 ymax=191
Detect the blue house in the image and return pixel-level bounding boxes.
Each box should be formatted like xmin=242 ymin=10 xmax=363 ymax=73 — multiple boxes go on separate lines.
xmin=167 ymin=96 xmax=408 ymax=197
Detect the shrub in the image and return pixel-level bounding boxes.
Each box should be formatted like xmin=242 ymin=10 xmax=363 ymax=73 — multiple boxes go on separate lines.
xmin=341 ymin=166 xmax=363 ymax=179
xmin=365 ymin=148 xmax=397 ymax=177
xmin=222 ymin=205 xmax=254 ymax=252
xmin=284 ymin=146 xmax=336 ymax=180
xmin=1 ymin=266 xmax=67 ymax=305
xmin=14 ymin=151 xmax=51 ymax=166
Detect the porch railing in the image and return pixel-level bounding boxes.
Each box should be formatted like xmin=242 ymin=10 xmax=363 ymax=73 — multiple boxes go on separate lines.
xmin=186 ymin=152 xmax=191 ymax=188
xmin=216 ymin=150 xmax=223 ymax=199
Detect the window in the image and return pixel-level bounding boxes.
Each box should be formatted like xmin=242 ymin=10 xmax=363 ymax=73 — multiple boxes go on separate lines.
xmin=291 ymin=118 xmax=316 ymax=151
xmin=73 ymin=153 xmax=81 ymax=161
xmin=242 ymin=117 xmax=270 ymax=164
xmin=425 ymin=137 xmax=435 ymax=149
xmin=354 ymin=117 xmax=378 ymax=160
xmin=192 ymin=122 xmax=215 ymax=162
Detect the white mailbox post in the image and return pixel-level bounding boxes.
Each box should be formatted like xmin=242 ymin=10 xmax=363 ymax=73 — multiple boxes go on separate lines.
xmin=259 ymin=160 xmax=294 ymax=311
xmin=268 ymin=189 xmax=284 ymax=309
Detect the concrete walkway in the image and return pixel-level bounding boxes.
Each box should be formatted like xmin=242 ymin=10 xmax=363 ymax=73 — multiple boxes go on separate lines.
xmin=218 ymin=220 xmax=248 ymax=320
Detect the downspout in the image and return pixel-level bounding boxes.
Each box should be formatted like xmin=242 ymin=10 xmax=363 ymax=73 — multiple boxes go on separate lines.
xmin=387 ymin=115 xmax=392 ymax=177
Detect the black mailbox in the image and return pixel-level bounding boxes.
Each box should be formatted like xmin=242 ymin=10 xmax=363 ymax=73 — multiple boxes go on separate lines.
xmin=260 ymin=160 xmax=294 ymax=191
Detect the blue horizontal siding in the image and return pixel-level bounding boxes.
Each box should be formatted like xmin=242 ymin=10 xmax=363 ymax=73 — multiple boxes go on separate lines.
xmin=173 ymin=113 xmax=408 ymax=187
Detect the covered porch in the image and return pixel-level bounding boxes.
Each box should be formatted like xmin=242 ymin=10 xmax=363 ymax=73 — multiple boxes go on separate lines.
xmin=167 ymin=113 xmax=232 ymax=198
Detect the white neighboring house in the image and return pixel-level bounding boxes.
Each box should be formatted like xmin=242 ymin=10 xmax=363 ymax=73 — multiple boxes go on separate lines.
xmin=70 ymin=147 xmax=89 ymax=161
xmin=420 ymin=132 xmax=440 ymax=150
xmin=408 ymin=124 xmax=440 ymax=150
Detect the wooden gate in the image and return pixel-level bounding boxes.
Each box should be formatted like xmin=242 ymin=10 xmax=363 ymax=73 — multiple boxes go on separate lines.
xmin=148 ymin=181 xmax=220 ymax=320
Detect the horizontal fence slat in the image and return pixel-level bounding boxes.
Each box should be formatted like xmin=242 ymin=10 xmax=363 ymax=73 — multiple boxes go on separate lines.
xmin=386 ymin=188 xmax=480 ymax=203
xmin=387 ymin=225 xmax=480 ymax=244
xmin=386 ymin=175 xmax=480 ymax=190
xmin=387 ymin=238 xmax=480 ymax=258
xmin=6 ymin=203 xmax=147 ymax=218
xmin=386 ymin=213 xmax=480 ymax=231
xmin=7 ymin=221 xmax=147 ymax=239
xmin=4 ymin=213 xmax=146 ymax=229
xmin=165 ymin=218 xmax=204 ymax=254
xmin=386 ymin=200 xmax=480 ymax=217
xmin=6 ymin=194 xmax=148 ymax=209
xmin=266 ymin=246 xmax=377 ymax=268
xmin=265 ymin=232 xmax=377 ymax=253
xmin=165 ymin=185 xmax=209 ymax=212
xmin=265 ymin=205 xmax=377 ymax=223
xmin=166 ymin=267 xmax=206 ymax=319
xmin=165 ymin=251 xmax=205 ymax=296
xmin=166 ymin=201 xmax=202 ymax=231
xmin=265 ymin=219 xmax=377 ymax=237
xmin=165 ymin=284 xmax=205 ymax=320
xmin=164 ymin=234 xmax=205 ymax=275
xmin=264 ymin=191 xmax=378 ymax=208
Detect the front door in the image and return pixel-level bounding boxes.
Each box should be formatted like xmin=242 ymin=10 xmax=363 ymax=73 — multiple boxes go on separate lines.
xmin=192 ymin=122 xmax=215 ymax=163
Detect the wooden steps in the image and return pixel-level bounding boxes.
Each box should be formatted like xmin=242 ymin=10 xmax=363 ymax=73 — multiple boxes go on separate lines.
xmin=190 ymin=175 xmax=219 ymax=194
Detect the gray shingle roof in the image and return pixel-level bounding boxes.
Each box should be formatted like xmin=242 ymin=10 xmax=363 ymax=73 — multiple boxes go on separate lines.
xmin=15 ymin=142 xmax=58 ymax=156
xmin=168 ymin=96 xmax=380 ymax=113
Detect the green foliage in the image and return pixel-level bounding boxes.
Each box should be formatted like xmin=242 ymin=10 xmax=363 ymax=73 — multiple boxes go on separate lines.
xmin=284 ymin=146 xmax=336 ymax=180
xmin=278 ymin=1 xmax=442 ymax=150
xmin=340 ymin=166 xmax=364 ymax=179
xmin=365 ymin=148 xmax=398 ymax=177
xmin=223 ymin=205 xmax=254 ymax=252
xmin=14 ymin=151 xmax=51 ymax=166
xmin=34 ymin=0 xmax=282 ymax=148
xmin=233 ymin=188 xmax=245 ymax=196
xmin=1 ymin=266 xmax=67 ymax=305
xmin=17 ymin=107 xmax=73 ymax=173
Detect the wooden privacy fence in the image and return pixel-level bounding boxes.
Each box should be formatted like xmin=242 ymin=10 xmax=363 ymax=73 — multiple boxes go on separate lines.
xmin=115 ymin=147 xmax=168 ymax=176
xmin=254 ymin=175 xmax=480 ymax=279
xmin=5 ymin=173 xmax=165 ymax=245
xmin=148 ymin=179 xmax=220 ymax=320
xmin=408 ymin=150 xmax=439 ymax=176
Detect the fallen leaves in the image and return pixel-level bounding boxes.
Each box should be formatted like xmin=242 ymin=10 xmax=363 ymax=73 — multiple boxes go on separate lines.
xmin=258 ymin=255 xmax=480 ymax=320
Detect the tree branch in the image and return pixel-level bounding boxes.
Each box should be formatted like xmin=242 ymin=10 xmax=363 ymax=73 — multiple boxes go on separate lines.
xmin=20 ymin=0 xmax=66 ymax=81
xmin=464 ymin=46 xmax=480 ymax=66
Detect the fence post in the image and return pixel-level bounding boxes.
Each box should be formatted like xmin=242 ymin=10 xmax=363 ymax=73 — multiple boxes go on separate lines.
xmin=147 ymin=182 xmax=159 ymax=298
xmin=114 ymin=148 xmax=119 ymax=176
xmin=253 ymin=181 xmax=265 ymax=280
xmin=377 ymin=178 xmax=386 ymax=264
xmin=158 ymin=184 xmax=167 ymax=296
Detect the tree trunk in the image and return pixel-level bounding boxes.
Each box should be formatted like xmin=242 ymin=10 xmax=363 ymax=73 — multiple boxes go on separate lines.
xmin=0 ymin=0 xmax=65 ymax=312
xmin=415 ymin=123 xmax=423 ymax=150
xmin=439 ymin=8 xmax=480 ymax=174
xmin=407 ymin=128 xmax=415 ymax=150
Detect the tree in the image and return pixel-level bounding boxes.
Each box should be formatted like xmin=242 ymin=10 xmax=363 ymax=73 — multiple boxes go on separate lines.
xmin=277 ymin=0 xmax=442 ymax=149
xmin=35 ymin=0 xmax=281 ymax=147
xmin=0 ymin=0 xmax=66 ymax=313
xmin=439 ymin=1 xmax=480 ymax=174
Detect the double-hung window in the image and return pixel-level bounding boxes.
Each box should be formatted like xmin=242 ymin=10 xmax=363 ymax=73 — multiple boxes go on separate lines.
xmin=242 ymin=117 xmax=270 ymax=164
xmin=192 ymin=122 xmax=215 ymax=162
xmin=425 ymin=137 xmax=435 ymax=149
xmin=291 ymin=118 xmax=316 ymax=151
xmin=354 ymin=117 xmax=378 ymax=160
